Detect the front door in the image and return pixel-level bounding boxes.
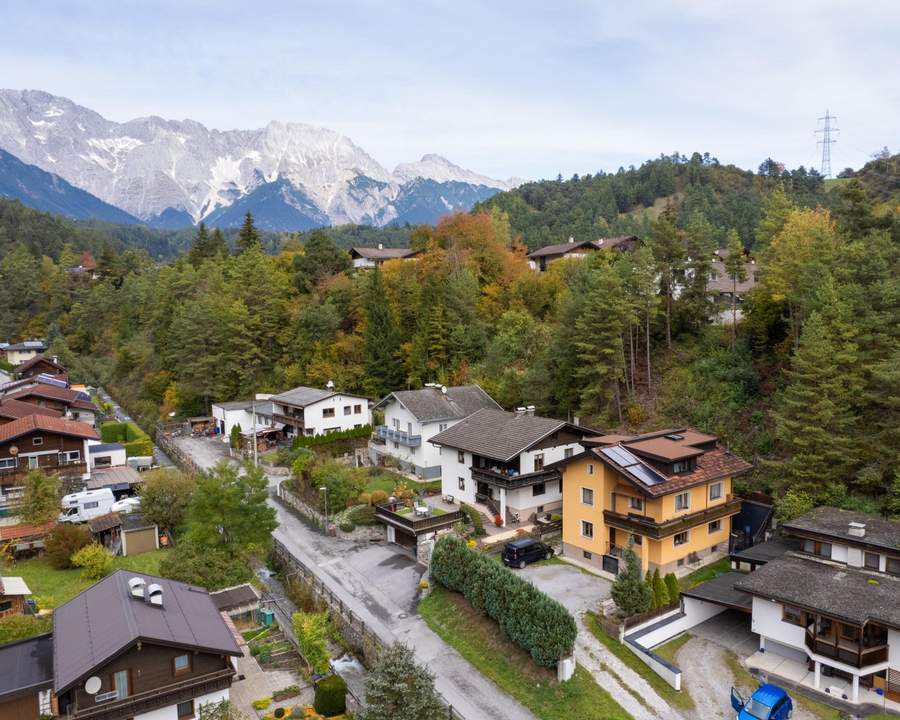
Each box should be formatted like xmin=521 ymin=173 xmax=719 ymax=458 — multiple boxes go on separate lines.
xmin=28 ymin=456 xmax=39 ymax=470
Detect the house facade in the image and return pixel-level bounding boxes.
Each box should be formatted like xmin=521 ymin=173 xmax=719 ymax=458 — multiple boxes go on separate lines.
xmin=371 ymin=384 xmax=501 ymax=478
xmin=271 ymin=385 xmax=371 ymax=438
xmin=88 ymin=442 xmax=128 ymax=470
xmin=430 ymin=408 xmax=593 ymax=526
xmin=0 ymin=634 xmax=54 ymax=720
xmin=349 ymin=245 xmax=417 ymax=269
xmin=4 ymin=341 xmax=48 ymax=366
xmin=14 ymin=355 xmax=67 ymax=380
xmin=0 ymin=415 xmax=98 ymax=496
xmin=556 ymin=429 xmax=750 ymax=576
xmin=4 ymin=385 xmax=98 ymax=427
xmin=211 ymin=398 xmax=275 ymax=439
xmin=526 ymin=235 xmax=639 ymax=271
xmin=0 ymin=576 xmax=32 ymax=618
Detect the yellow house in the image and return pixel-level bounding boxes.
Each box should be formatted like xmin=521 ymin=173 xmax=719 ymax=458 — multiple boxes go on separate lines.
xmin=556 ymin=429 xmax=751 ymax=576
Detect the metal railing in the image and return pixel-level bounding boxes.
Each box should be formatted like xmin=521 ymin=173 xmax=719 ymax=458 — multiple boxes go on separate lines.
xmin=470 ymin=466 xmax=561 ymax=491
xmin=374 ymin=503 xmax=464 ymax=532
xmin=374 ymin=425 xmax=422 ymax=447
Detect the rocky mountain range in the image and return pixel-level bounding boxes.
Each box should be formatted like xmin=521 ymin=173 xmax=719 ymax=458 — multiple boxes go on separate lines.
xmin=0 ymin=89 xmax=516 ymax=230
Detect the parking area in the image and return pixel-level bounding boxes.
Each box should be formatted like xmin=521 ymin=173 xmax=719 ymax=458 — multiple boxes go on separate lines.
xmin=520 ymin=559 xmax=612 ymax=614
xmin=168 ymin=434 xmax=233 ymax=470
xmin=686 ymin=608 xmax=758 ymax=657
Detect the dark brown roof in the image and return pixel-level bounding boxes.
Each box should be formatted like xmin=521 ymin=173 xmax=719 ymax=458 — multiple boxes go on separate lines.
xmin=429 ymin=408 xmax=592 ymax=462
xmin=527 ymin=235 xmax=639 ymax=259
xmin=6 ymin=384 xmax=97 ymax=411
xmin=783 ymin=507 xmax=900 ymax=554
xmin=680 ymin=571 xmax=753 ymax=611
xmin=735 ymin=554 xmax=900 ymax=629
xmin=626 ymin=437 xmax=705 ymax=462
xmin=350 ymin=246 xmax=417 ymax=260
xmin=374 ymin=384 xmax=501 ymax=422
xmin=0 ymin=414 xmax=99 ymax=444
xmin=209 ymin=583 xmax=261 ymax=611
xmin=53 ymin=569 xmax=241 ymax=693
xmin=13 ymin=354 xmax=66 ymax=375
xmin=0 ymin=634 xmax=53 ymax=700
xmin=0 ymin=398 xmax=63 ymax=420
xmin=88 ymin=512 xmax=122 ymax=534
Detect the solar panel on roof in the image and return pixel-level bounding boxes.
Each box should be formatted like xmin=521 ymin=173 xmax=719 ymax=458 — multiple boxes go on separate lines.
xmin=630 ymin=464 xmax=666 ymax=486
xmin=601 ymin=445 xmax=666 ymax=486
xmin=601 ymin=445 xmax=640 ymax=467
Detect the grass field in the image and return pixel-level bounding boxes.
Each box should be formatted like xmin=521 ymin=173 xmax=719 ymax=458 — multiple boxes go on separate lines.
xmin=10 ymin=549 xmax=167 ymax=609
xmin=419 ymin=585 xmax=633 ymax=720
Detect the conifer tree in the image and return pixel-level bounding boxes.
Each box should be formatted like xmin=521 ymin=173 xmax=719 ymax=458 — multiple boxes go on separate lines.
xmin=649 ymin=207 xmax=686 ymax=348
xmin=754 ymin=184 xmax=794 ymax=249
xmin=209 ymin=227 xmax=228 ymax=257
xmin=611 ymin=546 xmax=652 ymax=617
xmin=188 ymin=222 xmax=211 ymax=267
xmin=235 ymin=212 xmax=262 ymax=254
xmin=723 ymin=229 xmax=748 ymax=345
xmin=651 ymin=569 xmax=668 ymax=608
xmin=362 ymin=643 xmax=444 ymax=720
xmin=363 ymin=266 xmax=402 ymax=396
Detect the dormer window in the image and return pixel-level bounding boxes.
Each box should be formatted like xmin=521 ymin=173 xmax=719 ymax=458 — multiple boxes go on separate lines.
xmin=672 ymin=460 xmax=691 ymax=473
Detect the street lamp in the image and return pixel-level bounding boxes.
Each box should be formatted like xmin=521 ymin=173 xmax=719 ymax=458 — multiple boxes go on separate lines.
xmin=319 ymin=486 xmax=328 ymax=530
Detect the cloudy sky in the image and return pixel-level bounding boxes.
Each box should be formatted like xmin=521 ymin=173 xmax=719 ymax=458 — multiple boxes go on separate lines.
xmin=2 ymin=1 xmax=897 ymax=181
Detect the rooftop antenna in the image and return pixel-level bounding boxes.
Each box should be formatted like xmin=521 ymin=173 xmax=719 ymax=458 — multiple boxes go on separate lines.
xmin=815 ymin=110 xmax=839 ymax=178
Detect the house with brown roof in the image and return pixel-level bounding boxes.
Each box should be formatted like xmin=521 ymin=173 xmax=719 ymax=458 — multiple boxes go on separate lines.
xmin=13 ymin=354 xmax=67 ymax=381
xmin=0 ymin=398 xmax=62 ymax=425
xmin=554 ymin=428 xmax=751 ymax=576
xmin=3 ymin=384 xmax=98 ymax=426
xmin=526 ymin=235 xmax=639 ymax=271
xmin=349 ymin=244 xmax=418 ymax=268
xmin=0 ymin=415 xmax=99 ymax=494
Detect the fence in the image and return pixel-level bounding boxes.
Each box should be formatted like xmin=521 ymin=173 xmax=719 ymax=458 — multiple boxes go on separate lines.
xmin=154 ymin=424 xmax=201 ymax=474
xmin=270 ymin=538 xmax=464 ymax=720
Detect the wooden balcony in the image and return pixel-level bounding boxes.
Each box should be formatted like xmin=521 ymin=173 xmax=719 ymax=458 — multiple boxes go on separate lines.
xmin=64 ymin=667 xmax=234 ymax=720
xmin=273 ymin=411 xmax=305 ymax=430
xmin=603 ymin=495 xmax=741 ymax=540
xmin=470 ymin=466 xmax=561 ymax=491
xmin=805 ymin=629 xmax=889 ymax=668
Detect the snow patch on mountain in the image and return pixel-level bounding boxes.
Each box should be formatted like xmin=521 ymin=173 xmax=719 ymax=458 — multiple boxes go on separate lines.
xmin=393 ymin=153 xmax=509 ymax=189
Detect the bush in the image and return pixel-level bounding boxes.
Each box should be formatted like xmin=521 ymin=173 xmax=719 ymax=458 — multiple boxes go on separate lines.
xmin=314 ymin=674 xmax=347 ymax=716
xmin=430 ymin=535 xmax=576 ymax=666
xmin=158 ymin=540 xmax=253 ymax=591
xmin=272 ymin=685 xmax=300 ymax=702
xmin=651 ymin=569 xmax=668 ymax=609
xmin=71 ymin=542 xmax=114 ymax=580
xmin=357 ymin=492 xmax=372 ymax=506
xmin=347 ymin=504 xmax=376 ymax=526
xmin=293 ymin=611 xmax=331 ymax=674
xmin=45 ymin=524 xmax=91 ymax=569
xmin=338 ymin=520 xmax=355 ymax=533
xmin=664 ymin=573 xmax=679 ymax=604
xmin=252 ymin=698 xmax=272 ymax=710
xmin=291 ymin=425 xmax=372 ymax=449
xmin=370 ymin=489 xmax=388 ymax=506
xmin=100 ymin=421 xmax=153 ymax=456
xmin=459 ymin=503 xmax=485 ymax=536
xmin=273 ymin=707 xmax=286 ymax=719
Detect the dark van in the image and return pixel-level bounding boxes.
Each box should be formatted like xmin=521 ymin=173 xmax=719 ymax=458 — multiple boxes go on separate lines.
xmin=501 ymin=538 xmax=553 ymax=569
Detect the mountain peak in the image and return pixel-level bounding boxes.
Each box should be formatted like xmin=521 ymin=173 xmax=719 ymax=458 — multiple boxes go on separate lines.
xmin=393 ymin=154 xmax=508 ymax=189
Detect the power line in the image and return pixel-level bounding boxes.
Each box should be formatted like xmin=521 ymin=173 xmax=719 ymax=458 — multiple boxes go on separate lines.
xmin=815 ymin=110 xmax=839 ymax=178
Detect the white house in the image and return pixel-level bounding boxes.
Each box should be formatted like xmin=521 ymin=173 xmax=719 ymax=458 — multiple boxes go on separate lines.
xmin=4 ymin=340 xmax=48 ymax=367
xmin=88 ymin=442 xmax=127 ymax=470
xmin=430 ymin=407 xmax=593 ymax=526
xmin=349 ymin=245 xmax=417 ymax=269
xmin=211 ymin=398 xmax=275 ymax=439
xmin=371 ymin=384 xmax=501 ymax=478
xmin=271 ymin=384 xmax=371 ymax=438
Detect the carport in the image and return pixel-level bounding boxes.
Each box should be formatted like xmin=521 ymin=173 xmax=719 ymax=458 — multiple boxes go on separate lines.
xmin=681 ymin=571 xmax=753 ymax=613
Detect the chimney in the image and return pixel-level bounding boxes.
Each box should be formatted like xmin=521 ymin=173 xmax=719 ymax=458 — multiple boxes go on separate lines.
xmin=848 ymin=521 xmax=866 ymax=538
xmin=326 ymin=380 xmax=335 ymax=390
xmin=147 ymin=583 xmax=164 ymax=607
xmin=378 ymin=243 xmax=384 ymax=250
xmin=515 ymin=407 xmax=526 ymax=416
xmin=128 ymin=577 xmax=146 ymax=599
xmin=525 ymin=405 xmax=535 ymax=416
xmin=51 ymin=355 xmax=59 ymax=364
xmin=568 ymin=237 xmax=574 ymax=244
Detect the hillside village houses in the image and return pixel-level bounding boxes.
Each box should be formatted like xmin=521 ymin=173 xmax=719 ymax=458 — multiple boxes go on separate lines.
xmin=371 ymin=384 xmax=501 ymax=478
xmin=2 ymin=340 xmax=48 ymax=366
xmin=526 ymin=235 xmax=640 ymax=271
xmin=349 ymin=244 xmax=418 ymax=269
xmin=271 ymin=383 xmax=372 ymax=438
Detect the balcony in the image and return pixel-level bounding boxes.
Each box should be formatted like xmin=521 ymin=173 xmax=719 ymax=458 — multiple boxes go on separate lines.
xmin=470 ymin=466 xmax=561 ymax=491
xmin=805 ymin=628 xmax=889 ymax=668
xmin=603 ymin=495 xmax=742 ymax=540
xmin=374 ymin=425 xmax=422 ymax=447
xmin=273 ymin=411 xmax=305 ymax=429
xmin=375 ymin=501 xmax=463 ymax=534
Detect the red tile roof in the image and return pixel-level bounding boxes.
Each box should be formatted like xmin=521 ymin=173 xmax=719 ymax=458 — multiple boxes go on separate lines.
xmin=0 ymin=520 xmax=56 ymax=542
xmin=6 ymin=385 xmax=96 ymax=411
xmin=0 ymin=414 xmax=99 ymax=444
xmin=0 ymin=399 xmax=63 ymax=420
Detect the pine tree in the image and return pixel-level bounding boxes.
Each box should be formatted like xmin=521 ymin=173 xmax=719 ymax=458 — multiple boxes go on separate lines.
xmin=664 ymin=573 xmax=679 ymax=605
xmin=651 ymin=569 xmax=668 ymax=608
xmin=611 ymin=547 xmax=652 ymax=617
xmin=363 ymin=267 xmax=403 ymax=396
xmin=649 ymin=207 xmax=686 ymax=348
xmin=723 ymin=229 xmax=748 ymax=345
xmin=235 ymin=212 xmax=262 ymax=254
xmin=754 ymin=184 xmax=794 ymax=249
xmin=362 ymin=643 xmax=444 ymax=720
xmin=209 ymin=227 xmax=228 ymax=257
xmin=188 ymin=222 xmax=211 ymax=267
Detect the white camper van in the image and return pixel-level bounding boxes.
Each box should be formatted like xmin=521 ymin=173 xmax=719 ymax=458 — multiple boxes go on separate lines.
xmin=59 ymin=488 xmax=115 ymax=523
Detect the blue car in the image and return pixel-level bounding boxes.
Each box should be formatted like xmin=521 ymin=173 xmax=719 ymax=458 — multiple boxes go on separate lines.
xmin=731 ymin=684 xmax=793 ymax=720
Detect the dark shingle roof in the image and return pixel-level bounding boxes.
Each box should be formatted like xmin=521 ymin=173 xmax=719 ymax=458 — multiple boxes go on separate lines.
xmin=13 ymin=354 xmax=66 ymax=375
xmin=734 ymin=554 xmax=900 ymax=629
xmin=212 ymin=399 xmax=275 ymax=415
xmin=88 ymin=442 xmax=125 ymax=454
xmin=209 ymin=583 xmax=261 ymax=611
xmin=350 ymin=246 xmax=417 ymax=260
xmin=783 ymin=507 xmax=900 ymax=553
xmin=730 ymin=538 xmax=793 ymax=565
xmin=0 ymin=634 xmax=53 ymax=700
xmin=88 ymin=512 xmax=122 ymax=534
xmin=429 ymin=408 xmax=587 ymax=462
xmin=374 ymin=384 xmax=501 ymax=422
xmin=680 ymin=571 xmax=754 ymax=611
xmin=53 ymin=569 xmax=241 ymax=693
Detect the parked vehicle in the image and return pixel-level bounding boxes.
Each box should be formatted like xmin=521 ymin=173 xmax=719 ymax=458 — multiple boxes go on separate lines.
xmin=731 ymin=684 xmax=793 ymax=720
xmin=59 ymin=488 xmax=115 ymax=523
xmin=110 ymin=496 xmax=141 ymax=514
xmin=501 ymin=538 xmax=553 ymax=569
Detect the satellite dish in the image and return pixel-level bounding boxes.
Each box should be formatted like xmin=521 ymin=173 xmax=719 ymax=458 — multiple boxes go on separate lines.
xmin=9 ymin=446 xmax=17 ymax=456
xmin=84 ymin=676 xmax=102 ymax=695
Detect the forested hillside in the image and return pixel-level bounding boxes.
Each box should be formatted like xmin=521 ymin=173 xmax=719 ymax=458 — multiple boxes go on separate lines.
xmin=2 ymin=156 xmax=898 ymax=520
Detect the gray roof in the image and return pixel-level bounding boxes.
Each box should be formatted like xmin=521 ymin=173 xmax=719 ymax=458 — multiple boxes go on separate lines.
xmin=86 ymin=466 xmax=143 ymax=489
xmin=734 ymin=554 xmax=900 ymax=629
xmin=53 ymin=569 xmax=241 ymax=693
xmin=429 ymin=408 xmax=587 ymax=462
xmin=708 ymin=260 xmax=759 ymax=295
xmin=783 ymin=507 xmax=900 ymax=553
xmin=527 ymin=235 xmax=638 ymax=259
xmin=374 ymin=384 xmax=501 ymax=422
xmin=212 ymin=399 xmax=275 ymax=414
xmin=730 ymin=538 xmax=794 ymax=565
xmin=89 ymin=442 xmax=126 ymax=454
xmin=6 ymin=341 xmax=47 ymax=351
xmin=681 ymin=571 xmax=754 ymax=611
xmin=0 ymin=634 xmax=53 ymax=700
xmin=272 ymin=385 xmax=368 ymax=407
xmin=350 ymin=246 xmax=417 ymax=260
xmin=210 ymin=583 xmax=261 ymax=611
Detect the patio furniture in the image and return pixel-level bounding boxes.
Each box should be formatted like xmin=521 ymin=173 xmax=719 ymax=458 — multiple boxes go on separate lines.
xmin=414 ymin=500 xmax=430 ymax=517
xmin=442 ymin=494 xmax=455 ymax=504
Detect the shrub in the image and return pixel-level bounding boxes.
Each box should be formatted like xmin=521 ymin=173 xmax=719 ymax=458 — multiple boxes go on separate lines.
xmin=338 ymin=520 xmax=355 ymax=533
xmin=651 ymin=569 xmax=668 ymax=609
xmin=459 ymin=503 xmax=485 ymax=536
xmin=611 ymin=547 xmax=652 ymax=617
xmin=291 ymin=425 xmax=372 ymax=449
xmin=100 ymin=421 xmax=153 ymax=456
xmin=664 ymin=573 xmax=679 ymax=604
xmin=347 ymin=504 xmax=376 ymax=526
xmin=430 ymin=535 xmax=576 ymax=666
xmin=71 ymin=542 xmax=114 ymax=580
xmin=357 ymin=492 xmax=372 ymax=506
xmin=158 ymin=540 xmax=252 ymax=591
xmin=314 ymin=674 xmax=347 ymax=716
xmin=370 ymin=489 xmax=388 ymax=506
xmin=273 ymin=708 xmax=286 ymax=719
xmin=392 ymin=481 xmax=413 ymax=504
xmin=252 ymin=698 xmax=272 ymax=710
xmin=292 ymin=611 xmax=330 ymax=674
xmin=272 ymin=685 xmax=300 ymax=701
xmin=45 ymin=524 xmax=91 ymax=569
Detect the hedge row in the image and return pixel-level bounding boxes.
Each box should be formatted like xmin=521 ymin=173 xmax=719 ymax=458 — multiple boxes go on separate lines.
xmin=100 ymin=421 xmax=153 ymax=457
xmin=430 ymin=535 xmax=576 ymax=666
xmin=290 ymin=424 xmax=372 ymax=449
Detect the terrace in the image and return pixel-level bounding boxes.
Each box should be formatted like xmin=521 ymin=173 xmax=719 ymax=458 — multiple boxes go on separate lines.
xmin=374 ymin=496 xmax=463 ymax=534
xmin=374 ymin=425 xmax=422 ymax=447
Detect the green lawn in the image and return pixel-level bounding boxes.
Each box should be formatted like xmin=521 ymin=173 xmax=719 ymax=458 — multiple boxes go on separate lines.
xmin=419 ymin=585 xmax=633 ymax=720
xmin=11 ymin=549 xmax=167 ymax=609
xmin=650 ymin=632 xmax=691 ymax=666
xmin=585 ymin=614 xmax=694 ymax=710
xmin=678 ymin=557 xmax=731 ymax=591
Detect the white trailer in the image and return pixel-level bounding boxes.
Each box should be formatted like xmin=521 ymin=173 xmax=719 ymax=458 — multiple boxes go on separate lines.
xmin=59 ymin=488 xmax=115 ymax=523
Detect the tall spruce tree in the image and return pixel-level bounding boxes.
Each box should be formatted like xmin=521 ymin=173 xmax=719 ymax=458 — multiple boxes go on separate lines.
xmin=361 ymin=643 xmax=444 ymax=720
xmin=649 ymin=206 xmax=687 ymax=348
xmin=723 ymin=229 xmax=748 ymax=345
xmin=209 ymin=227 xmax=228 ymax=257
xmin=610 ymin=546 xmax=652 ymax=617
xmin=363 ymin=266 xmax=403 ymax=396
xmin=235 ymin=212 xmax=262 ymax=254
xmin=187 ymin=222 xmax=212 ymax=267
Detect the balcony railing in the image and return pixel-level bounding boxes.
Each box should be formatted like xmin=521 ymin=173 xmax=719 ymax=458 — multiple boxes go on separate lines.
xmin=470 ymin=466 xmax=561 ymax=491
xmin=603 ymin=496 xmax=741 ymax=540
xmin=274 ymin=411 xmax=305 ymax=428
xmin=0 ymin=461 xmax=87 ymax=478
xmin=375 ymin=503 xmax=464 ymax=534
xmin=805 ymin=629 xmax=888 ymax=668
xmin=66 ymin=667 xmax=234 ymax=720
xmin=374 ymin=425 xmax=422 ymax=447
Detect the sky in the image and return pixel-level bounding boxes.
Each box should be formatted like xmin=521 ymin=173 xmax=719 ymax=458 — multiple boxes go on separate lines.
xmin=2 ymin=0 xmax=898 ymax=182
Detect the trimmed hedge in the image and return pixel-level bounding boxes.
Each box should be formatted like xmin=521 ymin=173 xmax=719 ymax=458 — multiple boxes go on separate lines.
xmin=459 ymin=503 xmax=486 ymax=536
xmin=100 ymin=421 xmax=153 ymax=457
xmin=313 ymin=674 xmax=347 ymax=716
xmin=290 ymin=425 xmax=372 ymax=449
xmin=430 ymin=535 xmax=576 ymax=666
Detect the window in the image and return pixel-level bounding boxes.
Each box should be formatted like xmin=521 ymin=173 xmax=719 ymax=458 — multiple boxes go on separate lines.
xmin=537 ymin=505 xmax=544 ymax=513
xmin=587 ymin=463 xmax=594 ymax=475
xmin=61 ymin=450 xmax=80 ymax=462
xmin=94 ymin=457 xmax=112 ymax=468
xmin=532 ymin=482 xmax=546 ymax=497
xmin=672 ymin=460 xmax=690 ymax=473
xmin=534 ymin=453 xmax=545 ymax=471
xmin=393 ymin=442 xmax=399 ymax=449
xmin=354 ymin=404 xmax=362 ymax=414
xmin=457 ymin=450 xmax=465 ymax=463
xmin=886 ymin=557 xmax=900 ymax=576
xmin=173 ymin=653 xmax=191 ymax=676
xmin=0 ymin=600 xmax=12 ymax=612
xmin=675 ymin=492 xmax=690 ymax=511
xmin=322 ymin=407 xmax=335 ymax=418
xmin=28 ymin=456 xmax=39 ymax=470
xmin=782 ymin=605 xmax=805 ymax=626
xmin=864 ymin=552 xmax=880 ymax=570
xmin=583 ymin=551 xmax=592 ymax=560
xmin=32 ymin=436 xmax=43 ymax=446
xmin=628 ymin=496 xmax=643 ymax=511
xmin=629 ymin=534 xmax=642 ymax=546
xmin=673 ymin=531 xmax=689 ymax=547
xmin=839 ymin=623 xmax=860 ymax=642
xmin=558 ymin=479 xmax=562 ymax=493
xmin=393 ymin=418 xmax=400 ymax=430
xmin=581 ymin=487 xmax=594 ymax=506
xmin=709 ymin=482 xmax=723 ymax=500
xmin=0 ymin=458 xmax=15 ymax=469
xmin=343 ymin=405 xmax=352 ymax=416
xmin=802 ymin=540 xmax=832 ymax=558
xmin=84 ymin=501 xmax=99 ymax=510
xmin=458 ymin=477 xmax=465 ymax=491
xmin=439 ymin=423 xmax=447 ymax=431
xmin=177 ymin=700 xmax=195 ymax=718
xmin=112 ymin=669 xmax=130 ymax=699
xmin=708 ymin=519 xmax=722 ymax=534
xmin=564 ymin=448 xmax=573 ymax=459
xmin=581 ymin=521 xmax=594 ymax=539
